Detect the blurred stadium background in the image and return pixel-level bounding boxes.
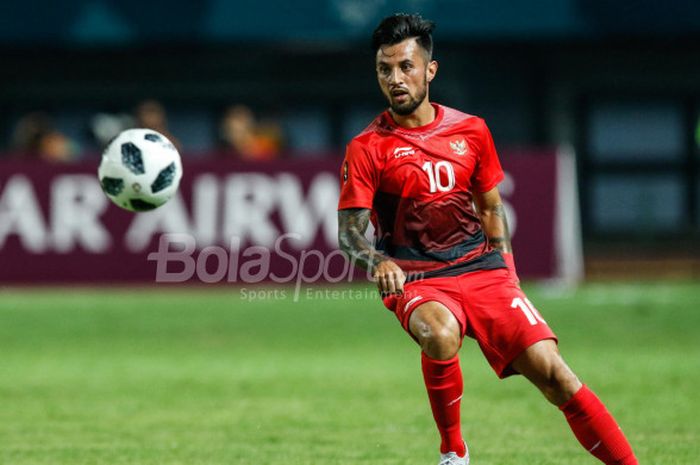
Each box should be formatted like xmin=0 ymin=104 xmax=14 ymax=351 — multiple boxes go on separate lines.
xmin=2 ymin=0 xmax=700 ymax=279
xmin=1 ymin=1 xmax=699 ymax=464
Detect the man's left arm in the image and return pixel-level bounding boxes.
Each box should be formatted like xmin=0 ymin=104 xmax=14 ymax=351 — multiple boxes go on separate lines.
xmin=474 ymin=186 xmax=518 ymax=283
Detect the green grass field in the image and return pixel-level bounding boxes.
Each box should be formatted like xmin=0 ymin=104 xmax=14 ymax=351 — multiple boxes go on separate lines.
xmin=1 ymin=282 xmax=698 ymax=464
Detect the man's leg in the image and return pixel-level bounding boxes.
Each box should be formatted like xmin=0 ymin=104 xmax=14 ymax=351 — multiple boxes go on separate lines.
xmin=511 ymin=339 xmax=638 ymax=465
xmin=409 ymin=302 xmax=467 ymax=458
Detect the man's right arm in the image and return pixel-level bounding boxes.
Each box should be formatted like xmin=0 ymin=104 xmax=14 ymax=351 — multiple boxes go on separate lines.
xmin=338 ymin=208 xmax=406 ymax=295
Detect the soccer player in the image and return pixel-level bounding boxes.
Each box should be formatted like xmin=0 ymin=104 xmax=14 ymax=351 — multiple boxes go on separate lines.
xmin=337 ymin=13 xmax=638 ymax=465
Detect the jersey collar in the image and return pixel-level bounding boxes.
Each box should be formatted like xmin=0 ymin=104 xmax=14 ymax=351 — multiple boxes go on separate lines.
xmin=382 ymin=103 xmax=444 ymax=134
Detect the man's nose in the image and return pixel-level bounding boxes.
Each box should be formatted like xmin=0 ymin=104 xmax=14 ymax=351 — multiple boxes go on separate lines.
xmin=388 ymin=67 xmax=403 ymax=85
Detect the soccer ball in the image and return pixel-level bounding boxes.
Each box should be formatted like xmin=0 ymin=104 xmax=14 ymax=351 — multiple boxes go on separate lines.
xmin=98 ymin=128 xmax=183 ymax=212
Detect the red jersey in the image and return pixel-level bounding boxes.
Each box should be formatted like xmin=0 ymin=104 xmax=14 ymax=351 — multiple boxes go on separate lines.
xmin=338 ymin=103 xmax=507 ymax=279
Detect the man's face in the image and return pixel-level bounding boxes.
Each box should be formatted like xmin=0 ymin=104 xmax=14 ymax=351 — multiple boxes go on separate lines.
xmin=376 ymin=38 xmax=437 ymax=116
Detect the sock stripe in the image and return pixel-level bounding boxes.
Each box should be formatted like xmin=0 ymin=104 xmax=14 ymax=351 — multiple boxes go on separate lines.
xmin=588 ymin=440 xmax=602 ymax=453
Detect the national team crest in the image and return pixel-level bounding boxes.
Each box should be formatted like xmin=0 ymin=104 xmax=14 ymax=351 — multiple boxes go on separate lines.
xmin=450 ymin=139 xmax=467 ymax=156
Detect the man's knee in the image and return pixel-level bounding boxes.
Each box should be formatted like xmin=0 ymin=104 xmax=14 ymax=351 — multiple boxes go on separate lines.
xmin=512 ymin=339 xmax=582 ymax=406
xmin=539 ymin=361 xmax=581 ymax=405
xmin=408 ymin=302 xmax=461 ymax=360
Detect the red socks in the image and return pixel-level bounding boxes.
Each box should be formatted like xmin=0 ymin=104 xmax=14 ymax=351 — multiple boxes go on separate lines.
xmin=421 ymin=352 xmax=467 ymax=457
xmin=421 ymin=355 xmax=636 ymax=464
xmin=560 ymin=385 xmax=638 ymax=464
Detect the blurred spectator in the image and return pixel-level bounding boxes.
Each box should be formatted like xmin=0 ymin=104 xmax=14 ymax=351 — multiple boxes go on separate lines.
xmin=11 ymin=112 xmax=79 ymax=162
xmin=219 ymin=104 xmax=282 ymax=161
xmin=134 ymin=99 xmax=182 ymax=151
xmin=90 ymin=112 xmax=134 ymax=149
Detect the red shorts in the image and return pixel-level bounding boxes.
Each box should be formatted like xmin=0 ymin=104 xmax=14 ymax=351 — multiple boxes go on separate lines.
xmin=382 ymin=268 xmax=557 ymax=378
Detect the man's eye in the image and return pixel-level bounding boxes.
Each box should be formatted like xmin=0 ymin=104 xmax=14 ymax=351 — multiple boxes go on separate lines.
xmin=401 ymin=63 xmax=413 ymax=71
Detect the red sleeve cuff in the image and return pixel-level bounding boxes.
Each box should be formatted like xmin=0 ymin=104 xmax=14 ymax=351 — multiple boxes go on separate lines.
xmin=475 ymin=171 xmax=505 ymax=193
xmin=337 ymin=200 xmax=373 ymax=210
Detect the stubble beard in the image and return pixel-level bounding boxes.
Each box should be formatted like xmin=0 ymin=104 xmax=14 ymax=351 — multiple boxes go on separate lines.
xmin=389 ymin=79 xmax=428 ymax=116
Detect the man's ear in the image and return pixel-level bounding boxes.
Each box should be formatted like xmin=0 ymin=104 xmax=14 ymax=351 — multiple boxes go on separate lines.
xmin=427 ymin=60 xmax=438 ymax=83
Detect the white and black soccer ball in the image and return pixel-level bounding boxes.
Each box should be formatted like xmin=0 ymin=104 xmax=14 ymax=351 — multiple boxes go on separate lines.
xmin=98 ymin=128 xmax=183 ymax=212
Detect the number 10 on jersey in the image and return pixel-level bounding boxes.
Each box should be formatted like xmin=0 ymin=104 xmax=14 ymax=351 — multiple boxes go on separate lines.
xmin=422 ymin=161 xmax=456 ymax=193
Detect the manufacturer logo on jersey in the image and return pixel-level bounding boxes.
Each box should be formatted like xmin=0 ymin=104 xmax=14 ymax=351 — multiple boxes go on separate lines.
xmin=343 ymin=161 xmax=348 ymax=183
xmin=393 ymin=146 xmax=415 ymax=158
xmin=450 ymin=139 xmax=467 ymax=156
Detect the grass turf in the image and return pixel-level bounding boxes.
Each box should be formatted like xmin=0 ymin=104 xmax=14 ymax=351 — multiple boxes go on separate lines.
xmin=0 ymin=282 xmax=698 ymax=464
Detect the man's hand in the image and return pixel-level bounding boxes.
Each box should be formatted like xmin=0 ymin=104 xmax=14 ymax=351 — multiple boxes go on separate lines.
xmin=373 ymin=259 xmax=406 ymax=296
xmin=337 ymin=208 xmax=406 ymax=295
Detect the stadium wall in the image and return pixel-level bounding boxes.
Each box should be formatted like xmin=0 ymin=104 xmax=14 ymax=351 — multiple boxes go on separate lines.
xmin=0 ymin=149 xmax=581 ymax=284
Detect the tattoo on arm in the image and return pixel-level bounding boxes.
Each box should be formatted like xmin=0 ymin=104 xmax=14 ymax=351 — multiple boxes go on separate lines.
xmin=338 ymin=208 xmax=387 ymax=273
xmin=486 ymin=203 xmax=513 ymax=253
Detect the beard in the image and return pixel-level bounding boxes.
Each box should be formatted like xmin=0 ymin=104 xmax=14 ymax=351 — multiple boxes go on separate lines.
xmin=389 ymin=80 xmax=428 ymax=116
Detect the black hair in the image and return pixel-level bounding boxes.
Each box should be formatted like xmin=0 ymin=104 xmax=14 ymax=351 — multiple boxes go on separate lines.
xmin=371 ymin=13 xmax=435 ymax=58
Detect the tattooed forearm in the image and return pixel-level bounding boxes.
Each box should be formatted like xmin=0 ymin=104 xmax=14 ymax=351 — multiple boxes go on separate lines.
xmin=481 ymin=203 xmax=513 ymax=253
xmin=338 ymin=208 xmax=387 ymax=272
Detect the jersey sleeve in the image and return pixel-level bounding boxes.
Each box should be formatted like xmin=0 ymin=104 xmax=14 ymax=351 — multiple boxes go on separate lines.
xmin=338 ymin=140 xmax=378 ymax=210
xmin=471 ymin=119 xmax=505 ymax=193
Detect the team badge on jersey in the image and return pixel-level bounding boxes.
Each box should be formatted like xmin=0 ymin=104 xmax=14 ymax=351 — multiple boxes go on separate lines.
xmin=450 ymin=139 xmax=467 ymax=156
xmin=343 ymin=161 xmax=348 ymax=182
